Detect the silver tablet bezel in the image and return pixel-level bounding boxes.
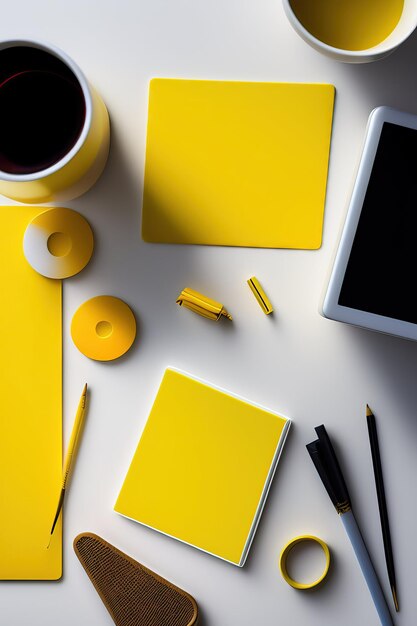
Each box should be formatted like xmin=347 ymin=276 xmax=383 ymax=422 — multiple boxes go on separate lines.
xmin=321 ymin=106 xmax=417 ymax=342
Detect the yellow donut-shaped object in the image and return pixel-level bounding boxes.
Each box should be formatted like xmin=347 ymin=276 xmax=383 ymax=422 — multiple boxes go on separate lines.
xmin=71 ymin=296 xmax=136 ymax=361
xmin=23 ymin=207 xmax=93 ymax=279
xmin=279 ymin=535 xmax=330 ymax=590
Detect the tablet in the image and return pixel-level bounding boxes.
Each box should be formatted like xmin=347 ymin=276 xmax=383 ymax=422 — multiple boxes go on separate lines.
xmin=321 ymin=106 xmax=417 ymax=342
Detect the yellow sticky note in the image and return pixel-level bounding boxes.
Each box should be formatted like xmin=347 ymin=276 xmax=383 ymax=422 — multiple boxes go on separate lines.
xmin=142 ymin=79 xmax=335 ymax=249
xmin=115 ymin=369 xmax=290 ymax=566
xmin=0 ymin=206 xmax=62 ymax=579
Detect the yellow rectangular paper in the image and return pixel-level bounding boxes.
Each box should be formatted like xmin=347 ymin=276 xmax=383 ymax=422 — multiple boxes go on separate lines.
xmin=115 ymin=369 xmax=290 ymax=566
xmin=142 ymin=79 xmax=335 ymax=248
xmin=0 ymin=206 xmax=62 ymax=579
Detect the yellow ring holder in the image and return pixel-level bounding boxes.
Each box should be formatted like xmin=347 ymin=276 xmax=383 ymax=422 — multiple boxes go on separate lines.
xmin=23 ymin=207 xmax=94 ymax=279
xmin=279 ymin=535 xmax=330 ymax=590
xmin=71 ymin=295 xmax=136 ymax=361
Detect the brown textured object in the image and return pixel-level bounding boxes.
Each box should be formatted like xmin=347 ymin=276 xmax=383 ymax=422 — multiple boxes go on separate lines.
xmin=73 ymin=533 xmax=198 ymax=626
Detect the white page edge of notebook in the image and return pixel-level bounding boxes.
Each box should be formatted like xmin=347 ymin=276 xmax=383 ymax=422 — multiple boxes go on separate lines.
xmin=240 ymin=416 xmax=291 ymax=566
xmin=114 ymin=366 xmax=292 ymax=567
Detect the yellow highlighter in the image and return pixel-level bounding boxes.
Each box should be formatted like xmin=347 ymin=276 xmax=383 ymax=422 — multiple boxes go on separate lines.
xmin=47 ymin=383 xmax=88 ymax=548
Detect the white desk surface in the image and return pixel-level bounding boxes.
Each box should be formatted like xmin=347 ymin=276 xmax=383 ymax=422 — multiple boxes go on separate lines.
xmin=2 ymin=3 xmax=417 ymax=625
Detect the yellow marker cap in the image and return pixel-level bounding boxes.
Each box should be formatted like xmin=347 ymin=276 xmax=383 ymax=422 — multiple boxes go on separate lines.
xmin=176 ymin=287 xmax=232 ymax=321
xmin=247 ymin=276 xmax=273 ymax=314
xmin=279 ymin=535 xmax=330 ymax=590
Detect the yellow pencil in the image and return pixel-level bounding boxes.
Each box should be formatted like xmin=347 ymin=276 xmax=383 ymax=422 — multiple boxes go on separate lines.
xmin=47 ymin=383 xmax=88 ymax=548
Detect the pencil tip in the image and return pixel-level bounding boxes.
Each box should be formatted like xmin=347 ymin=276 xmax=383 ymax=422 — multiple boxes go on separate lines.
xmin=392 ymin=586 xmax=399 ymax=612
xmin=82 ymin=383 xmax=87 ymax=395
xmin=366 ymin=404 xmax=373 ymax=417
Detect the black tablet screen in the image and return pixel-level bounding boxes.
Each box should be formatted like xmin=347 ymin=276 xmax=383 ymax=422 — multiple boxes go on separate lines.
xmin=338 ymin=122 xmax=417 ymax=325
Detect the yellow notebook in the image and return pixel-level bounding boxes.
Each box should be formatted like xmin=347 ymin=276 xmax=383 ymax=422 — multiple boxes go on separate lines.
xmin=115 ymin=369 xmax=291 ymax=566
xmin=142 ymin=79 xmax=335 ymax=249
xmin=0 ymin=206 xmax=62 ymax=580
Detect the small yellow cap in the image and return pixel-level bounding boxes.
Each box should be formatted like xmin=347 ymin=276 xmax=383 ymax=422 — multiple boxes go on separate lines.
xmin=247 ymin=276 xmax=273 ymax=314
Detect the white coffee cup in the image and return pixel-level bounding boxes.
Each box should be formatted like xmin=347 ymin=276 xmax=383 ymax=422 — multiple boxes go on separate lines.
xmin=283 ymin=0 xmax=417 ymax=63
xmin=0 ymin=39 xmax=110 ymax=203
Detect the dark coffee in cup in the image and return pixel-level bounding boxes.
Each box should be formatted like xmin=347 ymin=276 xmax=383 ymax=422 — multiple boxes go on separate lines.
xmin=0 ymin=46 xmax=86 ymax=174
xmin=0 ymin=39 xmax=110 ymax=204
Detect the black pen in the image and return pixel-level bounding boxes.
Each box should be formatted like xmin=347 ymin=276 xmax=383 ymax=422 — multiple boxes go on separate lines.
xmin=366 ymin=405 xmax=399 ymax=612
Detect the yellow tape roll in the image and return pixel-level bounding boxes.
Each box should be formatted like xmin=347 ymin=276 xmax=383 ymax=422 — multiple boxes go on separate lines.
xmin=279 ymin=535 xmax=330 ymax=590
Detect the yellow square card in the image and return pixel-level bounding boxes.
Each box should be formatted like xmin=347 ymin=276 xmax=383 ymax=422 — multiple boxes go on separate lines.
xmin=142 ymin=79 xmax=335 ymax=248
xmin=115 ymin=369 xmax=290 ymax=566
